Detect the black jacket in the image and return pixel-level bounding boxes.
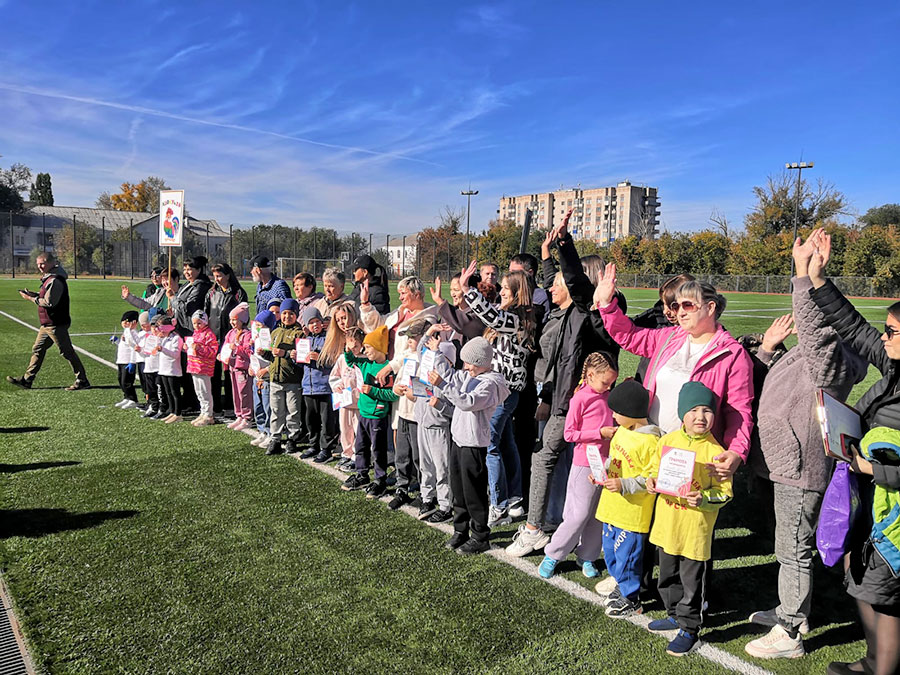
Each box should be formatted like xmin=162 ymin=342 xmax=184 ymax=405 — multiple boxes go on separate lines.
xmin=540 ymin=234 xmax=625 ymax=416
xmin=631 ymin=300 xmax=670 ymax=382
xmin=172 ymin=275 xmax=213 ymax=337
xmin=204 ymin=283 xmax=250 ymax=342
xmin=349 ymin=279 xmax=390 ymax=316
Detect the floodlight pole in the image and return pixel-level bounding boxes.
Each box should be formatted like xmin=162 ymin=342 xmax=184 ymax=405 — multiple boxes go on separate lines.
xmin=462 ymin=187 xmax=478 ymax=263
xmin=786 ymin=161 xmax=814 ymax=279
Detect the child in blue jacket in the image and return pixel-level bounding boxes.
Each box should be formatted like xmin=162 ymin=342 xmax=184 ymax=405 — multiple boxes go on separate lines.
xmin=298 ymin=306 xmax=338 ymax=463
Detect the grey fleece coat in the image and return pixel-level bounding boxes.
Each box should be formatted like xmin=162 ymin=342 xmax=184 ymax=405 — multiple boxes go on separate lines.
xmin=750 ymin=276 xmax=868 ymax=492
xmin=434 ymin=369 xmax=509 ymax=448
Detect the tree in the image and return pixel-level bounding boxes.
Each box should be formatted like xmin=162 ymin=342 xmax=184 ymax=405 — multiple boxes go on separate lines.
xmin=0 ymin=183 xmax=24 ymax=212
xmin=860 ymin=204 xmax=900 ymax=228
xmin=29 ymin=172 xmax=54 ymax=206
xmin=608 ymin=236 xmax=644 ymax=272
xmin=97 ymin=176 xmax=171 ymax=213
xmin=690 ymin=231 xmax=731 ymax=274
xmin=0 ymin=163 xmax=33 ymax=194
xmin=744 ymin=172 xmax=847 ymax=239
xmin=55 ymin=220 xmax=101 ymax=274
xmin=842 ymin=225 xmax=899 ymax=278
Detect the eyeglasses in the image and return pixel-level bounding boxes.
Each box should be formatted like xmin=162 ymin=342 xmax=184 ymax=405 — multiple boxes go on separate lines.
xmin=885 ymin=324 xmax=899 ymax=340
xmin=669 ymin=300 xmax=701 ymax=313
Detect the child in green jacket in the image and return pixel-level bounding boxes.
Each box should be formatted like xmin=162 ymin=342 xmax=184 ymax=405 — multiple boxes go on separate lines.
xmin=258 ymin=298 xmax=305 ymax=455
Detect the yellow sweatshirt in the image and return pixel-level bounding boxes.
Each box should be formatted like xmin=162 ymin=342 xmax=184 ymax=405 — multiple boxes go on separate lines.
xmin=596 ymin=425 xmax=661 ymax=533
xmin=649 ymin=427 xmax=733 ymax=562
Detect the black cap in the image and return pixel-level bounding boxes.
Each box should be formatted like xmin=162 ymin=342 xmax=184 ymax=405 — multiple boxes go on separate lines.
xmin=353 ymin=254 xmax=377 ymax=273
xmin=121 ymin=310 xmax=140 ymax=322
xmin=249 ymin=255 xmax=271 ymax=269
xmin=607 ymin=379 xmax=650 ymax=419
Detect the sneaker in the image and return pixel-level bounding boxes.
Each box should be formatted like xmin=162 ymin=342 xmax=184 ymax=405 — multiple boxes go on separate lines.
xmin=114 ymin=399 xmax=129 ymax=408
xmin=342 ymin=473 xmax=370 ymax=491
xmin=151 ymin=410 xmax=169 ymax=420
xmin=227 ymin=418 xmax=242 ymax=429
xmin=648 ymin=616 xmax=680 ymax=632
xmin=417 ymin=499 xmax=438 ymax=520
xmin=508 ymin=498 xmax=525 ymax=519
xmin=603 ymin=588 xmax=622 ymax=608
xmin=825 ymin=658 xmax=876 ymax=675
xmin=164 ymin=415 xmax=183 ymax=424
xmin=250 ymin=433 xmax=268 ymax=447
xmin=426 ymin=509 xmax=452 ymax=524
xmin=284 ymin=439 xmax=298 ymax=454
xmin=121 ymin=400 xmax=138 ymax=410
xmin=505 ymin=525 xmax=550 ymax=557
xmin=265 ymin=439 xmax=284 ymax=455
xmin=313 ymin=450 xmax=333 ymax=464
xmin=6 ymin=376 xmax=32 ymax=389
xmin=409 ymin=495 xmax=424 ymax=510
xmin=605 ymin=595 xmax=642 ymax=618
xmin=538 ymin=555 xmax=559 ymax=579
xmin=388 ymin=490 xmax=412 ymax=510
xmin=142 ymin=406 xmax=158 ymax=418
xmin=457 ymin=539 xmax=490 ymax=555
xmin=241 ymin=427 xmax=259 ymax=438
xmin=666 ymin=629 xmax=700 ymax=657
xmin=745 ymin=624 xmax=805 ymax=659
xmin=338 ymin=459 xmax=357 ymax=474
xmin=488 ymin=505 xmax=512 ymax=528
xmin=232 ymin=419 xmax=250 ymax=431
xmin=66 ymin=380 xmax=91 ymax=391
xmin=445 ymin=532 xmax=469 ymax=550
xmin=365 ymin=480 xmax=387 ymax=499
xmin=748 ymin=608 xmax=810 ymax=636
xmin=578 ymin=558 xmax=601 ymax=578
xmin=594 ymin=575 xmax=619 ymax=597
xmin=300 ymin=447 xmax=318 ymax=459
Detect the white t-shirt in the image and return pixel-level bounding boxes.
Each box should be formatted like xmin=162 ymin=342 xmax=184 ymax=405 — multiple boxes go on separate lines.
xmin=649 ymin=338 xmax=711 ymax=433
xmin=116 ymin=328 xmax=138 ymax=365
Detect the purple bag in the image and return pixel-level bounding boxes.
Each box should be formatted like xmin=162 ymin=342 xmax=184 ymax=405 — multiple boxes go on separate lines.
xmin=816 ymin=462 xmax=861 ymax=567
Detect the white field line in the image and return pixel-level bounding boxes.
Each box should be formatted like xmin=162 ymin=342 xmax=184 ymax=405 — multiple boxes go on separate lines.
xmin=0 ymin=310 xmax=772 ymax=673
xmin=0 ymin=310 xmax=118 ymax=370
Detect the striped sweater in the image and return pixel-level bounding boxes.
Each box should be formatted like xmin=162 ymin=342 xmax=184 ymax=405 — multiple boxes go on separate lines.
xmin=464 ymin=288 xmax=532 ymax=392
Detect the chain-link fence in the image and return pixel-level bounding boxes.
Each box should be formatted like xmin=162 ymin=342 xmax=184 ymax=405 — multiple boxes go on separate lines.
xmin=615 ymin=274 xmax=880 ymax=297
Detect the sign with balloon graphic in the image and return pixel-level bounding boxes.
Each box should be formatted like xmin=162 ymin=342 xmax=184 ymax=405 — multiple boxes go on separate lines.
xmin=158 ymin=190 xmax=185 ymax=247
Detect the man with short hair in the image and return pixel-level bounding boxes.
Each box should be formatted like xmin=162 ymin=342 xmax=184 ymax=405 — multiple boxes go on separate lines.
xmin=479 ymin=262 xmax=499 ymax=287
xmin=8 ymin=252 xmax=91 ymax=390
xmin=250 ymin=255 xmax=291 ymax=316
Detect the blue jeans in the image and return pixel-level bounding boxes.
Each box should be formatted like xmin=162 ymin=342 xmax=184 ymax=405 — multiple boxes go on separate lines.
xmin=602 ymin=523 xmax=646 ymax=601
xmin=253 ymin=380 xmax=271 ymax=434
xmin=486 ymin=390 xmax=522 ymax=510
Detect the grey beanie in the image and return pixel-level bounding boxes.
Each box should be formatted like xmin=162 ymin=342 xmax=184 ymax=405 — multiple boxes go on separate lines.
xmin=460 ymin=336 xmax=493 ymax=368
xmin=301 ymin=305 xmax=323 ymax=327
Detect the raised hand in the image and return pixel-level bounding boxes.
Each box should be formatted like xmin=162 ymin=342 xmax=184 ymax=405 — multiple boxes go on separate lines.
xmin=808 ymin=232 xmax=832 ymax=288
xmin=430 ymin=276 xmax=444 ymax=305
xmin=459 ymin=260 xmax=478 ymax=290
xmin=541 ymin=228 xmax=554 ymax=259
xmin=121 ymin=285 xmax=130 ymax=300
xmin=360 ymin=279 xmax=370 ymax=305
xmin=791 ymin=227 xmax=824 ymax=278
xmin=594 ymin=262 xmax=617 ymax=308
xmin=761 ymin=314 xmax=794 ymax=352
xmin=557 ymin=207 xmax=574 ymax=240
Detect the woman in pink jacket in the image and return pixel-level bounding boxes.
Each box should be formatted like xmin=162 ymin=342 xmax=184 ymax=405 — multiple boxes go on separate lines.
xmin=595 ymin=265 xmax=754 ymax=479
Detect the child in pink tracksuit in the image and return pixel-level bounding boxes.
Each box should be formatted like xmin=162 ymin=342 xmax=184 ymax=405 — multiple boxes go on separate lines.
xmin=186 ymin=309 xmax=219 ymax=426
xmin=539 ymin=352 xmax=618 ymax=579
xmin=223 ymin=302 xmax=255 ymax=431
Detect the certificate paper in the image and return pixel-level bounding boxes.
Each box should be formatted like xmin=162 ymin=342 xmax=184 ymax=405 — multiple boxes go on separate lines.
xmin=655 ymin=446 xmax=696 ymax=498
xmin=185 ymin=336 xmax=195 ymax=355
xmin=218 ymin=343 xmax=233 ymax=364
xmin=418 ymin=349 xmax=436 ymax=384
xmin=142 ymin=335 xmax=158 ymax=352
xmin=401 ymin=357 xmax=418 ymax=386
xmin=411 ymin=379 xmax=433 ymax=398
xmin=585 ymin=444 xmax=607 ymax=483
xmin=253 ymin=326 xmax=271 ymax=351
xmin=295 ymin=338 xmax=311 ymax=363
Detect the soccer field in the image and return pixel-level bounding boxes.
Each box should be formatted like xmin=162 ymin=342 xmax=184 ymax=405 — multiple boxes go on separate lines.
xmin=0 ymin=278 xmax=885 ymax=673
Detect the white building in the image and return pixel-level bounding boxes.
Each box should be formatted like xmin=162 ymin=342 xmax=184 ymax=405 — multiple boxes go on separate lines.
xmin=386 ymin=234 xmax=418 ymax=277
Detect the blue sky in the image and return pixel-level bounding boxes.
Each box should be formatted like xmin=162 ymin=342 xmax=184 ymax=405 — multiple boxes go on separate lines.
xmin=2 ymin=1 xmax=899 ymax=236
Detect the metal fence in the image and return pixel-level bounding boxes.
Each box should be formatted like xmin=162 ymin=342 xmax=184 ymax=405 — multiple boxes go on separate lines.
xmin=618 ymin=274 xmax=882 ymax=297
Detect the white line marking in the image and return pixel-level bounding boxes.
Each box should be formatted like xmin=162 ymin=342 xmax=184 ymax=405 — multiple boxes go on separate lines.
xmin=0 ymin=310 xmax=118 ymax=370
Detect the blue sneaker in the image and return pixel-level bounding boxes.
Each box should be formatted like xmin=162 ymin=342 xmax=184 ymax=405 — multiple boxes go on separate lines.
xmin=578 ymin=558 xmax=601 ymax=578
xmin=648 ymin=616 xmax=679 ymax=631
xmin=538 ymin=555 xmax=559 ymax=579
xmin=666 ymin=629 xmax=700 ymax=656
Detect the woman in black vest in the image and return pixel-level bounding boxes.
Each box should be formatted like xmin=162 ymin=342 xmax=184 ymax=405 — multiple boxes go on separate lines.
xmin=205 ymin=263 xmax=248 ymax=416
xmin=168 ymin=256 xmax=212 ymax=413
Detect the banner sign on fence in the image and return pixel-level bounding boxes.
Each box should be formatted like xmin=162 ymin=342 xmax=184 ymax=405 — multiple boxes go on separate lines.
xmin=158 ymin=190 xmax=185 ymax=247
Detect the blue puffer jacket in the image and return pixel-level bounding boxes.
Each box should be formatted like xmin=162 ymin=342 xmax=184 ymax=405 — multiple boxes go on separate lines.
xmin=302 ymin=333 xmax=331 ymax=395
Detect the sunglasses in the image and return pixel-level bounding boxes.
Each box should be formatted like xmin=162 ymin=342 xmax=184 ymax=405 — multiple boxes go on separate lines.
xmin=885 ymin=324 xmax=900 ymax=340
xmin=668 ymin=300 xmax=702 ymax=313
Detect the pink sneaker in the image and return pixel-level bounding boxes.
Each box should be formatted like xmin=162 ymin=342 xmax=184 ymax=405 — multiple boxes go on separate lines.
xmin=227 ymin=419 xmax=242 ymax=429
xmin=232 ymin=418 xmax=250 ymax=431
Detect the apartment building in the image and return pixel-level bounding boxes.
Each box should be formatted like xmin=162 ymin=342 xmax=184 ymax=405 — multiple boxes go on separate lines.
xmin=498 ymin=181 xmax=660 ymax=245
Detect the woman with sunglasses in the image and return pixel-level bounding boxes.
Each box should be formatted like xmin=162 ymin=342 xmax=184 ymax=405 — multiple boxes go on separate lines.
xmin=594 ymin=267 xmax=755 ymax=480
xmin=804 ymin=228 xmax=900 ymax=675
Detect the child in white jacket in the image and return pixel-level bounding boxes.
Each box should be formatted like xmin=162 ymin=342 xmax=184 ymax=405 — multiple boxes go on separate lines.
xmin=114 ymin=310 xmax=140 ymax=409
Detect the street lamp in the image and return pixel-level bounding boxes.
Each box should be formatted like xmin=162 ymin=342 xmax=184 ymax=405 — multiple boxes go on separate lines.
xmin=461 ymin=187 xmax=478 ymax=262
xmin=786 ymin=161 xmax=814 ymax=278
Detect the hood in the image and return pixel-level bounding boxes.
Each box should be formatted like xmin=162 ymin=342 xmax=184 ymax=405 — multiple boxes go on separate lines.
xmin=477 ymin=370 xmax=510 ymax=397
xmin=44 ymin=263 xmax=68 ymax=280
xmin=634 ymin=424 xmax=663 ymax=437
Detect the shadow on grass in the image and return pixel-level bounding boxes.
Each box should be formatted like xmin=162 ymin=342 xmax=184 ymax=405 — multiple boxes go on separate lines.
xmin=28 ymin=384 xmax=119 ymax=390
xmin=0 ymin=508 xmax=138 ymax=539
xmin=0 ymin=426 xmax=51 ymax=433
xmin=0 ymin=461 xmax=80 ymax=473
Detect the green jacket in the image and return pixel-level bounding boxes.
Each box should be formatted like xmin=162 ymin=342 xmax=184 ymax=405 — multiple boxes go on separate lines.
xmin=259 ymin=324 xmax=304 ymax=384
xmin=861 ymin=427 xmax=900 ymax=575
xmin=344 ymin=351 xmax=398 ymax=419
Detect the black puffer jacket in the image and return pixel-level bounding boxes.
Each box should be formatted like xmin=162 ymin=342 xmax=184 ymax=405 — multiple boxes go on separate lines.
xmin=171 ymin=275 xmax=213 ymax=337
xmin=349 ymin=279 xmax=390 ymax=316
xmin=539 ymin=233 xmax=625 ymax=416
xmin=204 ymin=283 xmax=250 ymax=343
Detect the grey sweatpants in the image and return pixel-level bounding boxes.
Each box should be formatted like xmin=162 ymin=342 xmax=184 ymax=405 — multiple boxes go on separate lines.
xmin=773 ymin=482 xmax=823 ymax=631
xmin=270 ymin=381 xmax=302 ymax=440
xmin=527 ymin=413 xmax=569 ymax=531
xmin=417 ymin=423 xmax=452 ymax=511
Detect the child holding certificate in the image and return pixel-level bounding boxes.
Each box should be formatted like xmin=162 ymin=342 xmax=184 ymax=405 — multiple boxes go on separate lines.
xmin=222 ymin=303 xmax=254 ymax=432
xmin=538 ymin=352 xmax=618 ymax=580
xmin=646 ymin=381 xmax=733 ymax=657
xmin=297 ymin=306 xmax=338 ymax=463
xmin=593 ymin=379 xmax=662 ymax=619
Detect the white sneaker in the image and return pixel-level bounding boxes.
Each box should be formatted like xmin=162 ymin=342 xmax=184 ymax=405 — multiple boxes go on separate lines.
xmin=488 ymin=505 xmax=512 ymax=528
xmin=242 ymin=427 xmax=260 ymax=438
xmin=508 ymin=499 xmax=525 ymax=519
xmin=505 ymin=525 xmax=550 ymax=557
xmin=748 ymin=608 xmax=809 ymax=636
xmin=594 ymin=575 xmax=619 ymax=597
xmin=251 ymin=434 xmax=269 ymax=447
xmin=114 ymin=399 xmax=129 ymax=408
xmin=120 ymin=400 xmax=138 ymax=410
xmin=744 ymin=624 xmax=805 ymax=659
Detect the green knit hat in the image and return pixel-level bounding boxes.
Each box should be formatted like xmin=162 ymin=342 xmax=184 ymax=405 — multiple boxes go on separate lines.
xmin=678 ymin=381 xmax=717 ymax=420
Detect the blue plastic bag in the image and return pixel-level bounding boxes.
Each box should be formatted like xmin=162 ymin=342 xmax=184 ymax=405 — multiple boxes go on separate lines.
xmin=816 ymin=462 xmax=861 ymax=567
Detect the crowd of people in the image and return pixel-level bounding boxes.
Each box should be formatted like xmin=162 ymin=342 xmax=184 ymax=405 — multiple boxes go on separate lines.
xmin=8 ymin=214 xmax=900 ymax=672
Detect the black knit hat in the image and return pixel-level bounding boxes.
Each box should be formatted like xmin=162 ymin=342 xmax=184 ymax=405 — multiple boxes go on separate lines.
xmin=121 ymin=310 xmax=139 ymax=322
xmin=607 ymin=379 xmax=650 ymax=419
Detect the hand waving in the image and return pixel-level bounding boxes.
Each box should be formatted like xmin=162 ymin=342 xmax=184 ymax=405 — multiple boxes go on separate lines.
xmin=761 ymin=314 xmax=794 ymax=353
xmin=430 ymin=277 xmax=444 ymax=305
xmin=594 ymin=263 xmax=617 ymax=308
xmin=459 ymin=260 xmax=477 ymax=290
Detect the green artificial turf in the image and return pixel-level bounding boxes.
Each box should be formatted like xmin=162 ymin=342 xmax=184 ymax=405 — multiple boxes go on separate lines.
xmin=0 ymin=277 xmax=884 ymax=673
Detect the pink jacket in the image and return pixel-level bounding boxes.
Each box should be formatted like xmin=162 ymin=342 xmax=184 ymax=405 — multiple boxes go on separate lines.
xmin=187 ymin=326 xmax=219 ymax=377
xmin=564 ymin=385 xmax=615 ymax=467
xmin=223 ymin=327 xmax=254 ymax=371
xmin=599 ymin=297 xmax=755 ymax=461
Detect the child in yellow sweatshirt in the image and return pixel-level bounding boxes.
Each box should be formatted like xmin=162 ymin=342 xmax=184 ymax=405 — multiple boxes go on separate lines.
xmin=647 ymin=381 xmax=732 ymax=657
